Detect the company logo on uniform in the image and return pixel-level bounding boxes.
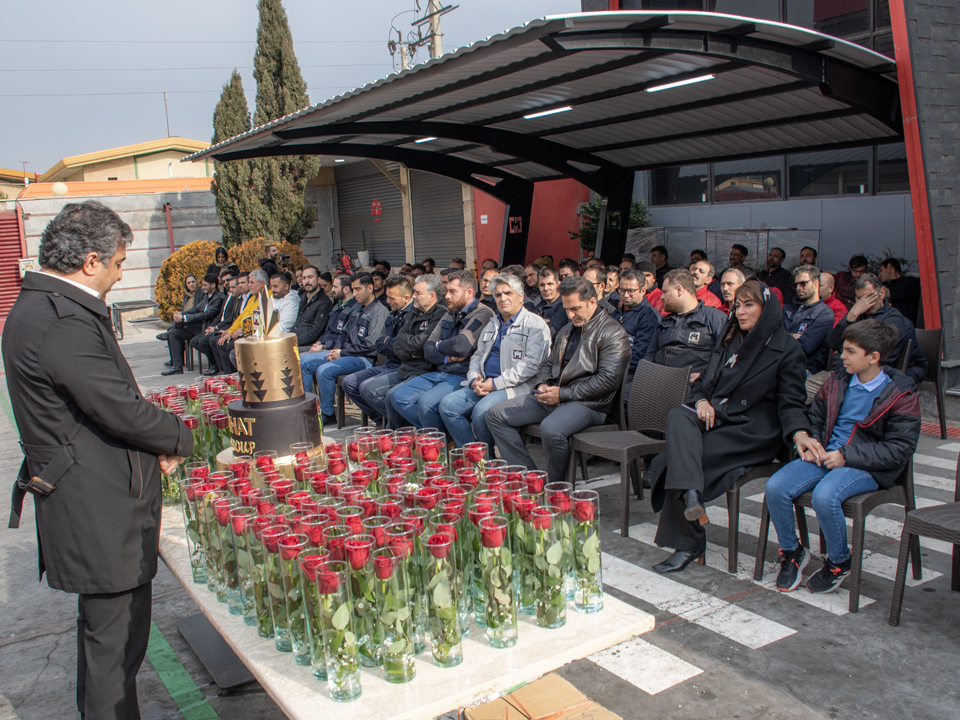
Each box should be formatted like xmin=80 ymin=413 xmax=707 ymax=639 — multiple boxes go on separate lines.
xmin=688 ymin=331 xmax=700 ymax=344
xmin=512 ymin=349 xmax=524 ymax=360
xmin=337 ymin=319 xmax=345 ymax=331
xmin=419 ymin=321 xmax=429 ymax=331
xmin=798 ymin=322 xmax=809 ymax=334
xmin=627 ymin=335 xmax=635 ymax=345
xmin=357 ymin=324 xmax=367 ymax=338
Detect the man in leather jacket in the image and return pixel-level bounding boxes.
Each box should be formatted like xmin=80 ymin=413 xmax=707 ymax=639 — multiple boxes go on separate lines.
xmin=486 ymin=276 xmax=631 ymax=482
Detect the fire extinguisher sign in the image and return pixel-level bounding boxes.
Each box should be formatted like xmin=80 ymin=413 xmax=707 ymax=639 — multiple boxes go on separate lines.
xmin=371 ymin=198 xmax=382 ymax=223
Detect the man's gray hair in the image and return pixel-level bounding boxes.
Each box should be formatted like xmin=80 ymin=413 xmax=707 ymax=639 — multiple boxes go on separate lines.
xmin=38 ymin=200 xmax=133 ymax=273
xmin=854 ymin=272 xmax=883 ymax=293
xmin=415 ymin=273 xmax=443 ymax=298
xmin=491 ymin=273 xmax=524 ymax=297
xmin=793 ymin=264 xmax=820 ymax=282
xmin=721 ymin=267 xmax=746 ymax=284
xmin=249 ymin=269 xmax=269 ymax=285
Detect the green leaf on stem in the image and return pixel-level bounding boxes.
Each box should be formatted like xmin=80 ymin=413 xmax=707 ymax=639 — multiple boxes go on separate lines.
xmin=332 ymin=603 xmax=351 ymax=631
xmin=546 ymin=541 xmax=563 ymax=565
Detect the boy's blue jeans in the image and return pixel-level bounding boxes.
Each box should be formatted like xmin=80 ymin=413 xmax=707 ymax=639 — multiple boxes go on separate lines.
xmin=764 ymin=458 xmax=878 ymax=564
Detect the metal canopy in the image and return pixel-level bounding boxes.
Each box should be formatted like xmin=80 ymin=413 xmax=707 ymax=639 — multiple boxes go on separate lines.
xmin=188 ymin=10 xmax=902 ymax=264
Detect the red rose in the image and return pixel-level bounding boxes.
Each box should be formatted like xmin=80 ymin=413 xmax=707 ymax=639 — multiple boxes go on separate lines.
xmin=294 ymin=451 xmax=310 ymax=466
xmin=307 ymin=470 xmax=328 ymax=494
xmin=256 ymin=500 xmax=276 ymax=516
xmin=416 ymin=487 xmax=440 ymax=510
xmin=341 ymin=512 xmax=363 ymax=535
xmin=401 ymin=512 xmax=425 ymax=536
xmin=272 ymin=478 xmax=294 ymax=501
xmin=374 ymin=554 xmax=395 ymax=580
xmin=212 ymin=414 xmax=229 ymax=430
xmin=326 ymin=535 xmax=347 ymax=562
xmin=574 ymin=500 xmax=597 ymax=523
xmin=350 ymin=470 xmax=373 ymax=489
xmin=188 ymin=466 xmax=210 ymax=481
xmin=348 ymin=442 xmax=361 ymax=462
xmin=262 ymin=528 xmax=286 ymax=553
xmin=304 ymin=522 xmax=325 ymax=546
xmin=514 ymin=497 xmax=537 ymax=523
xmin=524 ymin=473 xmax=545 ymax=494
xmin=344 ymin=538 xmax=372 ymax=570
xmin=369 ymin=523 xmax=389 ymax=548
xmin=531 ymin=508 xmax=552 ymax=530
xmin=442 ymin=498 xmax=465 ymax=519
xmin=251 ymin=516 xmax=274 ymax=539
xmin=424 ymin=462 xmax=446 ymax=476
xmin=456 ymin=469 xmax=478 ymax=488
xmin=419 ymin=442 xmax=440 ymax=462
xmin=183 ymin=416 xmax=199 ymax=430
xmin=213 ymin=500 xmax=232 ymax=526
xmin=341 ymin=487 xmax=362 ymax=506
xmin=299 ymin=554 xmax=325 ymax=581
xmin=433 ymin=521 xmax=458 ymax=543
xmin=481 ymin=523 xmax=507 ymax=548
xmin=184 ymin=483 xmax=199 ymax=502
xmin=326 ymin=442 xmax=344 ymax=455
xmin=256 ymin=456 xmax=276 ymax=472
xmin=278 ymin=535 xmax=303 ymax=561
xmin=427 ymin=533 xmax=451 ymax=559
xmin=397 ymin=459 xmax=417 ymax=476
xmin=229 ymin=461 xmax=250 ymax=479
xmin=228 ymin=478 xmax=252 ymax=498
xmin=505 ymin=471 xmax=524 ymax=485
xmin=464 ymin=444 xmax=485 ymax=463
xmin=549 ymin=491 xmax=573 ymax=514
xmin=501 ymin=489 xmax=519 ymax=514
xmin=230 ymin=512 xmax=250 ymax=536
xmin=288 ymin=491 xmax=310 ymax=510
xmin=359 ymin=497 xmax=378 ymax=519
xmin=378 ymin=436 xmax=394 ymax=454
xmin=361 ymin=460 xmax=380 ymax=480
xmin=389 ymin=534 xmax=414 ymax=559
xmin=397 ymin=434 xmax=415 ymax=447
xmin=379 ymin=500 xmax=402 ymax=519
xmin=317 ymin=569 xmax=340 ymax=594
xmin=327 ymin=456 xmax=346 ymax=476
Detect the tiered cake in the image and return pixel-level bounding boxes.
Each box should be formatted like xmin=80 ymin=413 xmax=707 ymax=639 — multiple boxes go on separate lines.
xmin=227 ymin=331 xmax=322 ymax=458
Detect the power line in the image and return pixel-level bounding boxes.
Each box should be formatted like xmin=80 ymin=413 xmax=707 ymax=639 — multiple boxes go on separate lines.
xmin=0 ymin=87 xmax=355 ymax=98
xmin=2 ymin=63 xmax=393 ymax=72
xmin=0 ymin=39 xmax=384 ymax=44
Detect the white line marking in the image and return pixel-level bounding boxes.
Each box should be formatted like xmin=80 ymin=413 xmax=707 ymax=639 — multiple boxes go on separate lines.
xmin=913 ymin=472 xmax=956 ymax=493
xmin=580 ymin=474 xmax=619 ymax=490
xmin=913 ymin=454 xmax=957 ymax=471
xmin=590 ymin=637 xmax=703 ymax=695
xmin=731 ymin=501 xmax=950 ymax=574
xmin=626 ymin=522 xmax=871 ymax=614
xmin=935 ymin=442 xmax=960 ymax=453
xmin=602 ymin=554 xmax=796 ymax=649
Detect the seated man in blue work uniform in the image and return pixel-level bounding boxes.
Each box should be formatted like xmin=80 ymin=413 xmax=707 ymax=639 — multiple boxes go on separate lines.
xmin=299 ymin=274 xmax=359 ymax=392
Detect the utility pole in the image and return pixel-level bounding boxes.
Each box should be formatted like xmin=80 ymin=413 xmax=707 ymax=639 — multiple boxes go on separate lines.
xmin=19 ymin=161 xmax=29 ymax=186
xmin=163 ymin=91 xmax=171 ymax=137
xmin=400 ymin=43 xmax=409 ymax=69
xmin=428 ymin=0 xmax=443 ymax=59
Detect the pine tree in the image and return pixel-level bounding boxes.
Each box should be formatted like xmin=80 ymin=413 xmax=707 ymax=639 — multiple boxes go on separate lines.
xmin=247 ymin=0 xmax=320 ymax=245
xmin=210 ymin=70 xmax=253 ymax=247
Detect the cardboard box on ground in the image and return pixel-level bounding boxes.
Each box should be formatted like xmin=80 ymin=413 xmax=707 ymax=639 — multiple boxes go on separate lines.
xmin=465 ymin=674 xmax=622 ymax=720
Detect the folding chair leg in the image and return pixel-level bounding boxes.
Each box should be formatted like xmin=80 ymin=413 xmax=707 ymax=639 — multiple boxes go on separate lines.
xmin=620 ymin=458 xmax=631 ymax=538
xmin=848 ymin=518 xmax=866 ymax=614
xmin=565 ymin=450 xmax=577 ymax=484
xmin=754 ymin=497 xmax=771 ymax=581
xmin=888 ymin=530 xmax=913 ymax=626
xmin=937 ymin=378 xmax=947 ymax=440
xmin=579 ymin=452 xmax=589 ymax=484
xmin=909 ymin=534 xmax=923 ymax=581
xmin=631 ymin=459 xmax=644 ymax=501
xmin=726 ymin=488 xmax=740 ymax=574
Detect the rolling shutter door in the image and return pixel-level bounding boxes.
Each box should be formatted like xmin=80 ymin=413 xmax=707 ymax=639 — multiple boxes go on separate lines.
xmin=410 ymin=170 xmax=465 ymax=267
xmin=335 ymin=161 xmax=405 ymax=267
xmin=0 ymin=211 xmax=23 ymax=328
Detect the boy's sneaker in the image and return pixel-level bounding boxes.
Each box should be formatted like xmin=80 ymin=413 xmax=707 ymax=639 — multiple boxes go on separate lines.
xmin=775 ymin=546 xmax=809 ymax=592
xmin=806 ymin=556 xmax=852 ymax=594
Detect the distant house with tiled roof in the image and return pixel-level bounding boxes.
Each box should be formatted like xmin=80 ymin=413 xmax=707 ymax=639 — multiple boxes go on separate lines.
xmin=38 ymin=137 xmax=212 ymax=184
xmin=0 ymin=168 xmax=39 ymax=198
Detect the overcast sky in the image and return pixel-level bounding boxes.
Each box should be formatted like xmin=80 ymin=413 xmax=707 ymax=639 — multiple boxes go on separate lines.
xmin=2 ymin=0 xmax=581 ymax=175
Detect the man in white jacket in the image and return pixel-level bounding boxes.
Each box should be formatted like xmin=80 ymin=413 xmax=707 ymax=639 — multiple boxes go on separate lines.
xmin=438 ymin=273 xmax=551 ymax=452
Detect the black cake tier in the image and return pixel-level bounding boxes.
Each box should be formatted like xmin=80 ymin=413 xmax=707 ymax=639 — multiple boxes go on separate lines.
xmin=227 ymin=393 xmax=322 ymax=457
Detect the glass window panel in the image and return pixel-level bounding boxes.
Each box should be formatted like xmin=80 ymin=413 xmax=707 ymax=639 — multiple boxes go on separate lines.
xmin=713 ymin=157 xmax=782 ymax=202
xmin=639 ymin=0 xmax=705 ymax=9
xmin=812 ymin=0 xmax=869 ymax=38
xmin=708 ymin=0 xmax=780 ymax=20
xmin=877 ymin=143 xmax=909 ymax=193
xmin=876 ymin=0 xmax=891 ymax=29
xmin=874 ymin=32 xmax=895 ymax=57
xmin=785 ymin=0 xmax=815 ymax=29
xmin=651 ymin=165 xmax=709 ymax=205
xmin=788 ymin=148 xmax=870 ymax=197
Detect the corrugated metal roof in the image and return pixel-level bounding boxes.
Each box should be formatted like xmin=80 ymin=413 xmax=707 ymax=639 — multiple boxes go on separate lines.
xmin=186 ymin=11 xmax=901 ymax=202
xmin=19 ymin=178 xmax=213 ymax=199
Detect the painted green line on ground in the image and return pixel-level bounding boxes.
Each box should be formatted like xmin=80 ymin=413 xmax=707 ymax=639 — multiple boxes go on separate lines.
xmin=147 ymin=622 xmax=220 ymax=720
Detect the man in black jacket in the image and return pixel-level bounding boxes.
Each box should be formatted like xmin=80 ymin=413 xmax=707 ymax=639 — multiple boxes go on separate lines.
xmin=615 ymin=269 xmax=660 ymax=375
xmin=299 ymin=275 xmax=358 ymax=391
xmin=3 ymin=201 xmax=192 ymax=720
xmin=291 ymin=265 xmax=333 ymax=350
xmin=757 ymin=246 xmax=796 ymax=306
xmin=537 ymin=266 xmax=569 ymax=339
xmin=826 ymin=272 xmax=928 ymax=384
xmin=487 ymin=276 xmax=631 ymax=483
xmin=162 ymin=273 xmax=225 ymax=376
xmin=259 ymin=243 xmax=281 ymax=278
xmin=879 ymin=258 xmax=922 ymax=325
xmin=192 ymin=274 xmax=242 ymax=376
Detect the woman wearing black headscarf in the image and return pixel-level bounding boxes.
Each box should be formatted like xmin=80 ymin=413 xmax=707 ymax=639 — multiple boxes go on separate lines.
xmin=648 ymin=279 xmax=809 ymax=573
xmin=206 ymin=246 xmax=239 ymax=284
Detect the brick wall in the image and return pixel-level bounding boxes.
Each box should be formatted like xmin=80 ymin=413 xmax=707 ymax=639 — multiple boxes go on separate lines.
xmin=903 ymin=0 xmax=960 ymax=379
xmin=81 ymin=157 xmax=137 ymax=182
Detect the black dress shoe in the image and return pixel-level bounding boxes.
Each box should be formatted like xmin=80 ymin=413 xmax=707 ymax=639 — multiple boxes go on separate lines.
xmin=321 ymin=413 xmax=337 ymax=428
xmin=156 ymin=332 xmax=168 ymax=341
xmin=683 ymin=489 xmax=708 ymax=524
xmin=161 ymin=366 xmax=183 ymax=376
xmin=163 ymin=361 xmax=172 ymax=368
xmin=652 ymin=548 xmax=706 ymax=574
xmin=203 ymin=368 xmax=220 ymax=376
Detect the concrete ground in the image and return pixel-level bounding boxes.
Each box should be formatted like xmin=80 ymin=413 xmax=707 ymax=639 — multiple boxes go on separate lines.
xmin=1 ymin=318 xmax=958 ymax=720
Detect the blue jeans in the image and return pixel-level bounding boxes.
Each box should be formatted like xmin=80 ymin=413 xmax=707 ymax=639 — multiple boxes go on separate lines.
xmin=764 ymin=458 xmax=878 ymax=564
xmin=315 ymin=356 xmax=372 ymax=416
xmin=300 ymin=351 xmax=331 ymax=393
xmin=389 ymin=372 xmax=464 ymax=432
xmin=438 ymin=385 xmax=510 ymax=448
xmin=357 ymin=370 xmax=401 ymax=426
xmin=342 ymin=366 xmax=390 ymax=423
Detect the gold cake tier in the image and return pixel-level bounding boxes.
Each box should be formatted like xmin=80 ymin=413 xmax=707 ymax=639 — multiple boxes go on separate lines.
xmin=234 ymin=332 xmax=304 ymax=405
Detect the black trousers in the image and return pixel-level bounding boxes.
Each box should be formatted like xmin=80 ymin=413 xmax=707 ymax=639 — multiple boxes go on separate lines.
xmin=77 ymin=581 xmax=152 ymax=720
xmin=190 ymin=331 xmax=218 ymax=367
xmin=212 ymin=338 xmax=237 ymax=373
xmin=166 ymin=328 xmax=197 ymax=368
xmin=653 ymin=408 xmax=708 ymax=552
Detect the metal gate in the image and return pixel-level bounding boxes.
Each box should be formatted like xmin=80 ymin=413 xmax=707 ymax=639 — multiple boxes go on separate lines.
xmin=335 ymin=160 xmax=405 ymax=267
xmin=410 ymin=170 xmax=466 ymax=267
xmin=0 ymin=210 xmax=24 ymax=332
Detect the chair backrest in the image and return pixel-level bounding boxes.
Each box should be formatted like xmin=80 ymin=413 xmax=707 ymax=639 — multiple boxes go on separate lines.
xmin=610 ymin=368 xmax=630 ymax=430
xmin=894 ymin=338 xmax=911 ymax=372
xmin=895 ymin=456 xmax=916 ymax=504
xmin=914 ymin=328 xmax=943 ymax=383
xmin=627 ymin=360 xmax=692 ymax=435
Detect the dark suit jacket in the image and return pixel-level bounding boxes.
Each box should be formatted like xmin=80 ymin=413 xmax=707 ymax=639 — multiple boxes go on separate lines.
xmin=291 ymin=290 xmax=333 ymax=347
xmin=182 ymin=290 xmax=225 ymax=333
xmin=3 ymin=272 xmax=192 ymax=594
xmin=211 ymin=293 xmax=241 ymax=331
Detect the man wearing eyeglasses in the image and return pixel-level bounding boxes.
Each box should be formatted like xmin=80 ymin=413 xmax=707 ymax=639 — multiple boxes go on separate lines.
xmin=783 ymin=264 xmax=835 ymax=375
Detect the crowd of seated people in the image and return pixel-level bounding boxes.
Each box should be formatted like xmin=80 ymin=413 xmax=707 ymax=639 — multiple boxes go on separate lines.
xmin=157 ymin=244 xmax=925 ymax=594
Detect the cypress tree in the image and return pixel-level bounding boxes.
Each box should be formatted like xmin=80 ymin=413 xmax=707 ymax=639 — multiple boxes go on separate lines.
xmin=248 ymin=0 xmax=320 ymax=245
xmin=210 ymin=70 xmax=253 ymax=247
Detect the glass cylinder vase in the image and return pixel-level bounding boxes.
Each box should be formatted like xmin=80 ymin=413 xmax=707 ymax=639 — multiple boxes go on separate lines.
xmin=478 ymin=515 xmax=518 ymax=648
xmin=228 ymin=506 xmax=257 ymax=621
xmin=532 ymin=505 xmax=566 ymax=629
xmin=373 ymin=548 xmax=417 ymax=683
xmin=317 ymin=560 xmax=363 ymax=702
xmin=571 ymin=490 xmax=603 ymax=613
xmin=277 ymin=533 xmax=310 ymax=663
xmin=424 ymin=531 xmax=464 ymax=668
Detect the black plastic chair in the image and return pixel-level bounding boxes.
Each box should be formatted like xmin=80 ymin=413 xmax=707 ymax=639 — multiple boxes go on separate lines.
xmin=915 ymin=328 xmax=947 ymax=439
xmin=889 ymin=455 xmax=960 ymax=625
xmin=754 ymin=458 xmax=921 ymax=613
xmin=564 ymin=361 xmax=691 ymax=537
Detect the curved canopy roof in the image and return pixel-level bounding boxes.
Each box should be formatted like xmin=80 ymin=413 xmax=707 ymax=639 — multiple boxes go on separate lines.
xmin=188 ymin=10 xmax=902 ymax=205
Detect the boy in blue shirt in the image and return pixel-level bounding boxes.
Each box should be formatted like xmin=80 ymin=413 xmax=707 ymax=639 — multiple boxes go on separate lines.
xmin=764 ymin=319 xmax=921 ymax=593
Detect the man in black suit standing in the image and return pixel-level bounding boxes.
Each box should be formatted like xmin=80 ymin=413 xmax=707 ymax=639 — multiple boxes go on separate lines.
xmin=192 ymin=274 xmax=242 ymax=375
xmin=3 ymin=200 xmax=192 ymax=720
